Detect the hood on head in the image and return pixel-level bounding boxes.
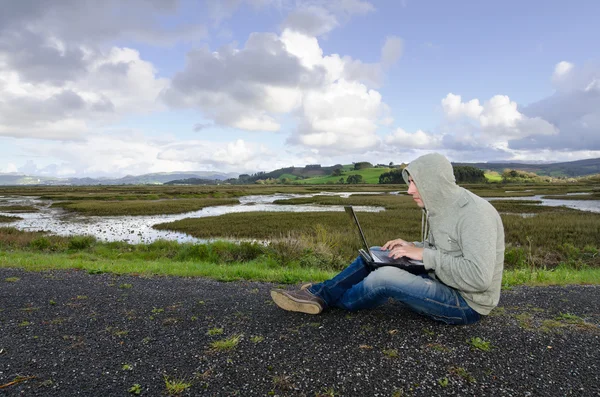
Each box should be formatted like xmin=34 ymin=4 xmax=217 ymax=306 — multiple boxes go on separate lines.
xmin=402 ymin=153 xmax=461 ymax=215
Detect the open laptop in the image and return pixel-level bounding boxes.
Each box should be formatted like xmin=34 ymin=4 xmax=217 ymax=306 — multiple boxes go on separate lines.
xmin=344 ymin=206 xmax=426 ymax=274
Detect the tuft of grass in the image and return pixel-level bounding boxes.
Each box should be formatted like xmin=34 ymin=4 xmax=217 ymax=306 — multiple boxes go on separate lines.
xmin=272 ymin=374 xmax=295 ymax=392
xmin=250 ymin=335 xmax=264 ymax=343
xmin=164 ymin=375 xmax=192 ymax=396
xmin=207 ymin=327 xmax=224 ymax=336
xmin=315 ymin=387 xmax=339 ymax=397
xmin=210 ymin=334 xmax=242 ymax=351
xmin=555 ymin=312 xmax=585 ymax=324
xmin=449 ymin=366 xmax=476 ymax=383
xmin=382 ymin=349 xmax=399 ymax=358
xmin=4 ymin=277 xmax=20 ymax=282
xmin=128 ymin=383 xmax=142 ymax=395
xmin=437 ymin=377 xmax=450 ymax=387
xmin=119 ymin=283 xmax=133 ymax=289
xmin=122 ymin=364 xmax=133 ymax=371
xmin=515 ymin=313 xmax=534 ymax=330
xmin=541 ymin=319 xmax=566 ymax=332
xmin=468 ymin=337 xmax=493 ymax=352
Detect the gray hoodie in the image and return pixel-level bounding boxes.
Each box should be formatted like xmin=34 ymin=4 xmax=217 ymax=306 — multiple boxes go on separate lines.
xmin=403 ymin=153 xmax=505 ymax=315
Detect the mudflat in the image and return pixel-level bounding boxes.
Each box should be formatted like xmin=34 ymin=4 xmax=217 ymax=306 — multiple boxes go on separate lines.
xmin=1 ymin=268 xmax=598 ymax=396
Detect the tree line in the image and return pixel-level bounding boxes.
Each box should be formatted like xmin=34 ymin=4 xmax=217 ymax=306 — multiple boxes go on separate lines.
xmin=378 ymin=165 xmax=486 ymax=184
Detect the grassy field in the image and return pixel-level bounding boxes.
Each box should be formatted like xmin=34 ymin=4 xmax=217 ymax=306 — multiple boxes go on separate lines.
xmin=1 ymin=183 xmax=599 ymax=286
xmin=293 ymin=167 xmax=395 ymax=184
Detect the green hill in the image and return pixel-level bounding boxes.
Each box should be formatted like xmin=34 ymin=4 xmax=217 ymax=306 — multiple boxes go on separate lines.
xmin=294 ymin=167 xmax=393 ymax=184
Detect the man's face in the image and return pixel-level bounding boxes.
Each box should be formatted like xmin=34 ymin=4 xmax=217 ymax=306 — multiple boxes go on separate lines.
xmin=407 ymin=176 xmax=424 ymax=208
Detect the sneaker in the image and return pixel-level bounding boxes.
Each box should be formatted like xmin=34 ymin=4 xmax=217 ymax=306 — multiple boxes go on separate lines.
xmin=300 ymin=283 xmax=312 ymax=291
xmin=270 ymin=289 xmax=325 ymax=315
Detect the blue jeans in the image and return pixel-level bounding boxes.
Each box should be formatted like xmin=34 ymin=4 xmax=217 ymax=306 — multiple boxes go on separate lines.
xmin=308 ymin=255 xmax=481 ymax=325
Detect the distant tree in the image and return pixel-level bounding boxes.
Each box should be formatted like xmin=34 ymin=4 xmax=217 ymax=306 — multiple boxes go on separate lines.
xmin=346 ymin=174 xmax=364 ymax=184
xmin=378 ymin=169 xmax=405 ymax=184
xmin=389 ymin=161 xmax=394 ymax=167
xmin=331 ymin=168 xmax=343 ymax=177
xmin=453 ymin=166 xmax=486 ymax=183
xmin=305 ymin=164 xmax=322 ymax=170
xmin=338 ymin=177 xmax=345 ymax=184
xmin=354 ymin=162 xmax=373 ymax=170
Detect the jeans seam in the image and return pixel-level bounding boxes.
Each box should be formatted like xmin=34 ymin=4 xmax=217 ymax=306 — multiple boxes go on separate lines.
xmin=351 ymin=285 xmax=467 ymax=321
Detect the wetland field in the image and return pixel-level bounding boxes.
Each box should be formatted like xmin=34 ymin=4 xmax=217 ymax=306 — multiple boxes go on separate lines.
xmin=0 ymin=182 xmax=599 ymax=285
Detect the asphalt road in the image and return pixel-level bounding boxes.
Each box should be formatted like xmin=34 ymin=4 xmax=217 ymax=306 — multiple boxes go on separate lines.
xmin=1 ymin=268 xmax=599 ymax=396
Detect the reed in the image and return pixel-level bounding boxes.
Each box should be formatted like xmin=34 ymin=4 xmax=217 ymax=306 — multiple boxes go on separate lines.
xmin=0 ymin=215 xmax=22 ymax=223
xmin=51 ymin=198 xmax=240 ymax=216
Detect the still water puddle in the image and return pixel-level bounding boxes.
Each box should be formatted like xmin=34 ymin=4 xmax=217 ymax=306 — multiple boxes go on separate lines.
xmin=0 ymin=192 xmax=385 ymax=244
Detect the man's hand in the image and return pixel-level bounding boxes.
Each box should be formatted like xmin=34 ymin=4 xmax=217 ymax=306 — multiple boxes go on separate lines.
xmin=381 ymin=238 xmax=414 ymax=251
xmin=388 ymin=245 xmax=424 ymax=261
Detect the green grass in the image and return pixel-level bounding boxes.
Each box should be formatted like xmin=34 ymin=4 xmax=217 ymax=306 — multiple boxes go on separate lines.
xmin=484 ymin=171 xmax=503 ymax=183
xmin=0 ymin=215 xmax=22 ymax=223
xmin=294 ymin=167 xmax=394 ymax=184
xmin=0 ymin=205 xmax=39 ymax=213
xmin=210 ymin=334 xmax=242 ymax=351
xmin=0 ymin=251 xmax=337 ymax=284
xmin=164 ymin=376 xmax=192 ymax=396
xmin=51 ymin=197 xmax=240 ymax=216
xmin=467 ymin=337 xmax=493 ymax=351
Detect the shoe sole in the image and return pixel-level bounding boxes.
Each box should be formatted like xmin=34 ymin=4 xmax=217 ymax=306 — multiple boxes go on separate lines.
xmin=270 ymin=290 xmax=322 ymax=315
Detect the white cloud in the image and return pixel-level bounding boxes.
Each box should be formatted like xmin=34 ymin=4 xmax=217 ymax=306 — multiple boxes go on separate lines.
xmin=282 ymin=6 xmax=339 ymax=36
xmin=0 ymin=44 xmax=168 ymax=140
xmin=442 ymin=93 xmax=558 ymax=142
xmin=552 ymin=61 xmax=574 ymax=81
xmin=280 ymin=0 xmax=375 ymax=37
xmin=381 ymin=36 xmax=404 ymax=68
xmin=384 ymin=128 xmax=442 ymax=149
xmin=20 ymin=133 xmax=278 ymax=176
xmin=515 ymin=62 xmax=600 ymax=151
xmin=1 ymin=163 xmax=18 ymax=173
xmin=165 ymin=28 xmax=394 ymax=154
xmin=441 ymin=93 xmax=482 ymax=119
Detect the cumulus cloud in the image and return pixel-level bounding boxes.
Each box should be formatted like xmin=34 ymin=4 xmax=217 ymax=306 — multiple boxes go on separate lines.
xmin=292 ymin=79 xmax=383 ymax=152
xmin=162 ymin=32 xmax=326 ymax=132
xmin=441 ymin=93 xmax=558 ymax=145
xmin=514 ymin=61 xmax=600 ymax=151
xmin=0 ymin=1 xmax=185 ymax=141
xmin=164 ymin=28 xmax=394 ymax=154
xmin=0 ymin=46 xmax=168 ymax=140
xmin=384 ymin=128 xmax=442 ymax=149
xmin=552 ymin=61 xmax=574 ymax=82
xmin=282 ymin=6 xmax=339 ymax=36
xmin=0 ymin=0 xmax=204 ymax=47
xmin=281 ymin=0 xmax=374 ymax=36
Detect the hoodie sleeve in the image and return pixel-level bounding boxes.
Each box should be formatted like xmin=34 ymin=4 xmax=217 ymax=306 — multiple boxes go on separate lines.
xmin=422 ymin=211 xmax=499 ymax=293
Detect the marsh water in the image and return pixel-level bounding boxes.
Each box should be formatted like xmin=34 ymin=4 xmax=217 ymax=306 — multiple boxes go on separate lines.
xmin=1 ymin=191 xmax=599 ymax=244
xmin=0 ymin=192 xmax=386 ymax=244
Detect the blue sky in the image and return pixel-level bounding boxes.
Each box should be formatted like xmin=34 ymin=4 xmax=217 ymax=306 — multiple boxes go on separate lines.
xmin=0 ymin=0 xmax=599 ymax=178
